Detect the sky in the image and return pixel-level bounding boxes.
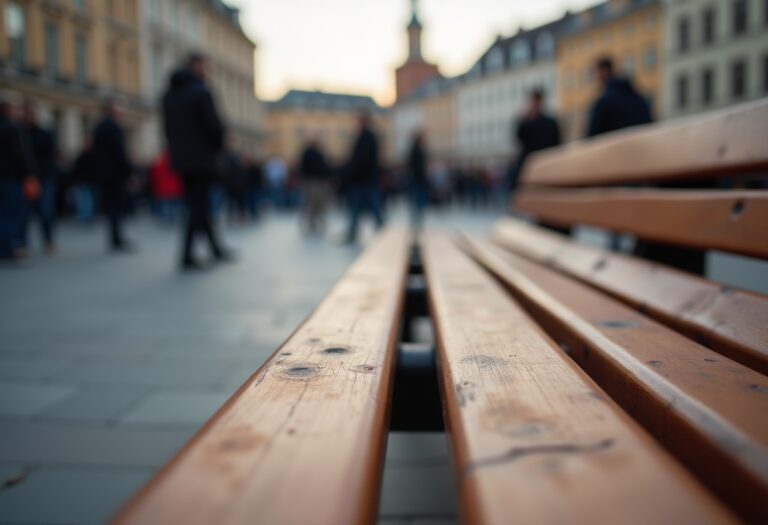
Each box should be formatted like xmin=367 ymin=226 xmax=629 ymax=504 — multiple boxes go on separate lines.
xmin=230 ymin=0 xmax=601 ymax=106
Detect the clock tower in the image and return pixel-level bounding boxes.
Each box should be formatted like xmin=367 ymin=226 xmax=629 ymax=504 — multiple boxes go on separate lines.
xmin=395 ymin=0 xmax=441 ymax=101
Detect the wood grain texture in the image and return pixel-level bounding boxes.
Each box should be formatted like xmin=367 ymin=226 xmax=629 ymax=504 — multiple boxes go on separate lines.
xmin=464 ymin=236 xmax=768 ymax=522
xmin=492 ymin=218 xmax=768 ymax=374
xmin=522 ymin=98 xmax=768 ymax=187
xmin=514 ymin=189 xmax=768 ymax=259
xmin=422 ymin=234 xmax=735 ymax=525
xmin=111 ymin=229 xmax=411 ymax=525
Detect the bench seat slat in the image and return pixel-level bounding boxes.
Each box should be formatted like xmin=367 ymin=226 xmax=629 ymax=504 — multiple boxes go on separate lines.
xmin=422 ymin=235 xmax=734 ymax=525
xmin=464 ymin=236 xmax=768 ymax=522
xmin=492 ymin=218 xmax=768 ymax=374
xmin=111 ymin=230 xmax=411 ymax=525
xmin=522 ymin=98 xmax=768 ymax=187
xmin=515 ymin=189 xmax=768 ymax=259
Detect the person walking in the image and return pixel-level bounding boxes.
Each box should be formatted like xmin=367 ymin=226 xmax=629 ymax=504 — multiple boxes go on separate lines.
xmin=299 ymin=135 xmax=332 ymax=236
xmin=343 ymin=111 xmax=384 ymax=244
xmin=587 ymin=57 xmax=652 ymax=138
xmin=510 ymin=89 xmax=561 ymax=195
xmin=0 ymin=94 xmax=35 ymax=263
xmin=407 ymin=131 xmax=429 ymax=230
xmin=163 ymin=52 xmax=232 ymax=271
xmin=92 ymin=99 xmax=134 ymax=252
xmin=21 ymin=101 xmax=59 ymax=254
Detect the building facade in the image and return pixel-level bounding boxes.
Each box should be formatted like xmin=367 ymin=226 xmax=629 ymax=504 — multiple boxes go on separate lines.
xmin=0 ymin=0 xmax=143 ymax=158
xmin=662 ymin=0 xmax=768 ymax=120
xmin=456 ymin=15 xmax=572 ymax=168
xmin=558 ymin=0 xmax=663 ymax=142
xmin=0 ymin=0 xmax=262 ymax=164
xmin=264 ymin=90 xmax=387 ymax=168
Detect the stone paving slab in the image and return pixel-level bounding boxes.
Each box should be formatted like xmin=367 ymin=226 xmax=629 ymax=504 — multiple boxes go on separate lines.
xmin=0 ymin=421 xmax=195 ymax=468
xmin=0 ymin=467 xmax=153 ymax=525
xmin=39 ymin=389 xmax=148 ymax=424
xmin=0 ymin=383 xmax=78 ymax=418
xmin=119 ymin=391 xmax=231 ymax=427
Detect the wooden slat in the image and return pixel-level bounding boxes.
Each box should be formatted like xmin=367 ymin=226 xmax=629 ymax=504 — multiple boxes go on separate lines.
xmin=422 ymin=234 xmax=735 ymax=525
xmin=515 ymin=188 xmax=768 ymax=259
xmin=463 ymin=236 xmax=768 ymax=522
xmin=522 ymin=98 xmax=768 ymax=186
xmin=111 ymin=229 xmax=411 ymax=525
xmin=492 ymin=218 xmax=768 ymax=374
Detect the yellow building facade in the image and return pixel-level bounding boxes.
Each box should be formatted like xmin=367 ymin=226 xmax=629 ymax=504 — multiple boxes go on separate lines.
xmin=0 ymin=0 xmax=143 ymax=157
xmin=265 ymin=90 xmax=387 ymax=168
xmin=557 ymin=0 xmax=664 ymax=142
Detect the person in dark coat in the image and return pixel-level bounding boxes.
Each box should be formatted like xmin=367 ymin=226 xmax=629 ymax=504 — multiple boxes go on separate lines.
xmin=587 ymin=57 xmax=652 ymax=138
xmin=299 ymin=135 xmax=332 ymax=235
xmin=0 ymin=95 xmax=34 ymax=261
xmin=343 ymin=111 xmax=384 ymax=244
xmin=22 ymin=101 xmax=59 ymax=253
xmin=163 ymin=52 xmax=231 ymax=270
xmin=510 ymin=89 xmax=561 ymax=194
xmin=92 ymin=99 xmax=134 ymax=252
xmin=407 ymin=130 xmax=429 ymax=230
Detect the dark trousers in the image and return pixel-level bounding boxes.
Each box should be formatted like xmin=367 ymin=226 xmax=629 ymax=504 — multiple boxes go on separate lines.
xmin=102 ymin=184 xmax=126 ymax=248
xmin=182 ymin=173 xmax=222 ymax=261
xmin=346 ymin=182 xmax=384 ymax=242
xmin=28 ymin=180 xmax=56 ymax=247
xmin=0 ymin=179 xmax=25 ymax=258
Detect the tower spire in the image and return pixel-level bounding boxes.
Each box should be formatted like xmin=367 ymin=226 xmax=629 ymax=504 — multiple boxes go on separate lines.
xmin=409 ymin=0 xmax=422 ymax=28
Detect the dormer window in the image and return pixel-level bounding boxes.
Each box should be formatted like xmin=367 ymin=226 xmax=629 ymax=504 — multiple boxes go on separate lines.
xmin=512 ymin=39 xmax=530 ymax=67
xmin=487 ymin=47 xmax=504 ymax=73
xmin=536 ymin=32 xmax=554 ymax=59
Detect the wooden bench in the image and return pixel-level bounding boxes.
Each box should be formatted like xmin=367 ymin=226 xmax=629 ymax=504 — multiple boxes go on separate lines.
xmin=111 ymin=101 xmax=767 ymax=524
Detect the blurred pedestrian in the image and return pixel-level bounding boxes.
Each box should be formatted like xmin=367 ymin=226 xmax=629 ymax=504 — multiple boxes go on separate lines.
xmin=0 ymin=93 xmax=36 ymax=263
xmin=93 ymin=99 xmax=134 ymax=252
xmin=587 ymin=57 xmax=652 ymax=138
xmin=148 ymin=151 xmax=183 ymax=223
xmin=244 ymin=156 xmax=263 ymax=219
xmin=510 ymin=89 xmax=561 ymax=195
xmin=264 ymin=156 xmax=288 ymax=209
xmin=343 ymin=111 xmax=384 ymax=244
xmin=299 ymin=135 xmax=332 ymax=235
xmin=163 ymin=52 xmax=232 ymax=271
xmin=220 ymin=148 xmax=248 ymax=223
xmin=21 ymin=101 xmax=59 ymax=253
xmin=69 ymin=137 xmax=98 ymax=224
xmin=407 ymin=130 xmax=429 ymax=230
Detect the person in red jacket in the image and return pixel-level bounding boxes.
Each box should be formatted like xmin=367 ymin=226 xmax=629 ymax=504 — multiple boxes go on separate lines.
xmin=149 ymin=151 xmax=183 ymax=223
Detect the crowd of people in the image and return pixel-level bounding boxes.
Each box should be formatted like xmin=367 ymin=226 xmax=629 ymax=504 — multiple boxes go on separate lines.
xmin=0 ymin=53 xmax=653 ymax=270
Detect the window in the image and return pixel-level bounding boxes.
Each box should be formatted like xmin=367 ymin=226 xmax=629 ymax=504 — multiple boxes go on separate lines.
xmin=45 ymin=23 xmax=59 ymax=78
xmin=731 ymin=60 xmax=747 ymax=98
xmin=73 ymin=0 xmax=86 ymax=9
xmin=677 ymin=17 xmax=690 ymax=53
xmin=645 ymin=13 xmax=657 ymax=30
xmin=75 ymin=34 xmax=88 ymax=84
xmin=536 ymin=32 xmax=554 ymax=59
xmin=677 ymin=74 xmax=689 ymax=110
xmin=701 ymin=67 xmax=715 ymax=106
xmin=511 ymin=39 xmax=529 ymax=67
xmin=644 ymin=47 xmax=658 ymax=71
xmin=733 ymin=0 xmax=748 ymax=35
xmin=5 ymin=2 xmax=26 ymax=69
xmin=486 ymin=47 xmax=504 ymax=74
xmin=702 ymin=6 xmax=716 ymax=45
xmin=765 ymin=0 xmax=768 ymax=26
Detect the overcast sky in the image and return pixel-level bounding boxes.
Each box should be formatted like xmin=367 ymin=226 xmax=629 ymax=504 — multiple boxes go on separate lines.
xmin=230 ymin=0 xmax=601 ymax=106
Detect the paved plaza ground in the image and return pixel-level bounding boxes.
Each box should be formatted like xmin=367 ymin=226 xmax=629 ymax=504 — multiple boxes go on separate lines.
xmin=1 ymin=205 xmax=766 ymax=525
xmin=0 ymin=205 xmax=500 ymax=525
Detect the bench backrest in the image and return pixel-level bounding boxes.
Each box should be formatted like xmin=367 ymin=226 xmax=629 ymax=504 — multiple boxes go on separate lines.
xmin=516 ymin=99 xmax=768 ymax=260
